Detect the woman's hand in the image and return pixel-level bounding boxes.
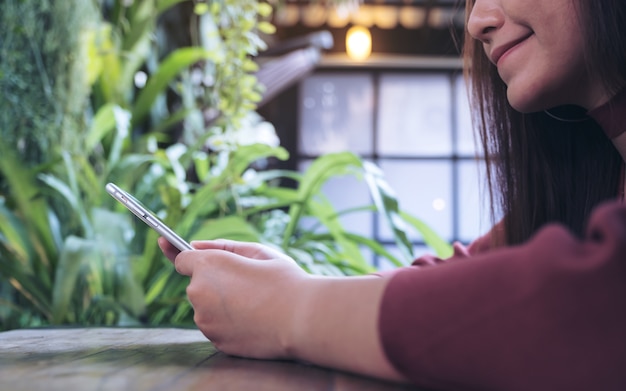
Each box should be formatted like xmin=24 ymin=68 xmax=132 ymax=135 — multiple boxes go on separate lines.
xmin=158 ymin=238 xmax=310 ymax=359
xmin=158 ymin=237 xmax=405 ymax=382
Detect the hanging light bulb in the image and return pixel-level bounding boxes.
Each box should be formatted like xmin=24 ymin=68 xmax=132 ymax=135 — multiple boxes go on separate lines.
xmin=345 ymin=25 xmax=372 ymax=61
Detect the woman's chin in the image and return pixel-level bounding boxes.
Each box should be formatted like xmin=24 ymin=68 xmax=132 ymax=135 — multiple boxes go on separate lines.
xmin=508 ymin=100 xmax=540 ymax=114
xmin=506 ymin=90 xmax=551 ymax=114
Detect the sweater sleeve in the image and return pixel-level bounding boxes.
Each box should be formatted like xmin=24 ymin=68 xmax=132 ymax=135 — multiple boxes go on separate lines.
xmin=378 ymin=201 xmax=626 ymax=391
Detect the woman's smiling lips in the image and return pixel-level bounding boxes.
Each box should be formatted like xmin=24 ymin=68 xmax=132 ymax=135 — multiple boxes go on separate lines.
xmin=490 ymin=34 xmax=533 ymax=66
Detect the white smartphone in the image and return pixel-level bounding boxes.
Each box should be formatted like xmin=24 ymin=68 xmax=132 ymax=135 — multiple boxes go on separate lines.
xmin=105 ymin=182 xmax=193 ymax=252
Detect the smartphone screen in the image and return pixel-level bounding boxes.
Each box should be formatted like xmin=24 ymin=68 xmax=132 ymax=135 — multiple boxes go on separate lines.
xmin=105 ymin=183 xmax=193 ymax=251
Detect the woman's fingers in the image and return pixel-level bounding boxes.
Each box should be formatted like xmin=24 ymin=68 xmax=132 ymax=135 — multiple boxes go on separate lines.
xmin=158 ymin=237 xmax=203 ymax=276
xmin=159 ymin=237 xmax=297 ymax=276
xmin=191 ymin=238 xmax=264 ymax=253
xmin=158 ymin=237 xmax=181 ymax=262
xmin=173 ymin=248 xmax=205 ymax=276
xmin=174 ymin=246 xmax=254 ymax=277
xmin=191 ymin=239 xmax=289 ymax=261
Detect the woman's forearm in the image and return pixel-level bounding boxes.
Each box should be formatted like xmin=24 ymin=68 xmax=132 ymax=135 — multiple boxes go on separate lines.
xmin=286 ymin=275 xmax=407 ymax=382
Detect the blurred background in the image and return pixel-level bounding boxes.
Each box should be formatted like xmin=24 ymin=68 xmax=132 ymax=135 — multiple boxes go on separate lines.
xmin=0 ymin=0 xmax=486 ymax=330
xmin=260 ymin=0 xmax=485 ymax=268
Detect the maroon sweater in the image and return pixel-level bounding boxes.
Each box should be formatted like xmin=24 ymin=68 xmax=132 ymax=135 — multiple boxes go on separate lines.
xmin=378 ymin=92 xmax=626 ymax=391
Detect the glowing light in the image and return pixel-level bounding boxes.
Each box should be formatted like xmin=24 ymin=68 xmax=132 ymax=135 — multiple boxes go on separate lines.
xmin=134 ymin=71 xmax=148 ymax=88
xmin=346 ymin=25 xmax=372 ymax=61
xmin=432 ymin=198 xmax=446 ymax=211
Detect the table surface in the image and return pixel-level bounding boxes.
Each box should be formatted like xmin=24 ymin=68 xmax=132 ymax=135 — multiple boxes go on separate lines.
xmin=0 ymin=327 xmax=421 ymax=391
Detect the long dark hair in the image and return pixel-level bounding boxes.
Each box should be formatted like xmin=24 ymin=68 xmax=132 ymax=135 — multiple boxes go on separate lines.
xmin=463 ymin=0 xmax=626 ymax=246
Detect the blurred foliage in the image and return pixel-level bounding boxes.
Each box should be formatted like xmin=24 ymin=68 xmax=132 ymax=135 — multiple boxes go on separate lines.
xmin=0 ymin=0 xmax=452 ymax=331
xmin=0 ymin=0 xmax=98 ymax=165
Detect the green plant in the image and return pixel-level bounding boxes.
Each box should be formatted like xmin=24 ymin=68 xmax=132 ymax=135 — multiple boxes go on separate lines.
xmin=0 ymin=0 xmax=204 ymax=328
xmin=0 ymin=0 xmax=452 ymax=331
xmin=0 ymin=0 xmax=284 ymax=329
xmin=0 ymin=0 xmax=99 ymax=166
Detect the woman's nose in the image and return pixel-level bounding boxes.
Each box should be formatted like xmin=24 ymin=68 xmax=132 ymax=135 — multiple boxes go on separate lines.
xmin=466 ymin=0 xmax=504 ymax=43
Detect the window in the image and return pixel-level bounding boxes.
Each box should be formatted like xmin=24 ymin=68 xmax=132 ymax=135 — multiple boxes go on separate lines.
xmin=295 ymin=62 xmax=488 ymax=268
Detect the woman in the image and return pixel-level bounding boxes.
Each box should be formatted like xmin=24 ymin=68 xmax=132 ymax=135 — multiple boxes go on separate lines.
xmin=466 ymin=0 xmax=625 ymax=248
xmin=159 ymin=0 xmax=626 ymax=389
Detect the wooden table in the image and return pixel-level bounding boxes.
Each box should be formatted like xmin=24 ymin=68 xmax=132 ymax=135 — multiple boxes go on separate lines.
xmin=0 ymin=327 xmax=421 ymax=391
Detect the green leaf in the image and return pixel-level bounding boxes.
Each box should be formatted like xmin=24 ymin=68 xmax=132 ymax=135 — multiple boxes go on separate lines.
xmin=178 ymin=144 xmax=288 ymax=235
xmin=108 ymin=154 xmax=155 ymax=183
xmin=38 ymin=173 xmax=92 ymax=238
xmin=144 ymin=269 xmax=171 ymax=305
xmin=0 ymin=201 xmax=32 ymax=264
xmin=257 ymin=3 xmax=273 ymax=17
xmin=305 ymin=198 xmax=371 ymax=273
xmin=0 ymin=145 xmax=57 ymax=265
xmin=94 ymin=23 xmax=123 ymax=103
xmin=150 ymin=107 xmax=193 ymax=136
xmin=70 ymin=155 xmax=102 ymax=207
xmin=284 ymin=152 xmax=362 ymax=245
xmin=50 ymin=208 xmax=147 ymax=324
xmin=343 ymin=232 xmax=407 ymax=268
xmin=190 ymin=216 xmax=261 ymax=242
xmin=86 ymin=103 xmax=118 ymax=150
xmin=169 ymin=300 xmax=193 ymax=323
xmin=257 ymin=21 xmax=276 ymax=35
xmin=362 ymin=161 xmax=414 ymax=262
xmin=218 ymin=144 xmax=289 ymax=182
xmin=4 ymin=272 xmax=52 ymax=322
xmin=400 ymin=211 xmax=453 ymax=259
xmin=51 ymin=236 xmax=93 ymax=324
xmin=194 ymin=3 xmax=210 ymax=15
xmin=122 ymin=3 xmax=154 ymax=53
xmin=156 ymin=0 xmax=188 ymax=14
xmin=113 ymin=256 xmax=147 ymax=319
xmin=133 ymin=47 xmax=212 ymax=125
xmin=136 ymin=228 xmax=162 ymax=285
